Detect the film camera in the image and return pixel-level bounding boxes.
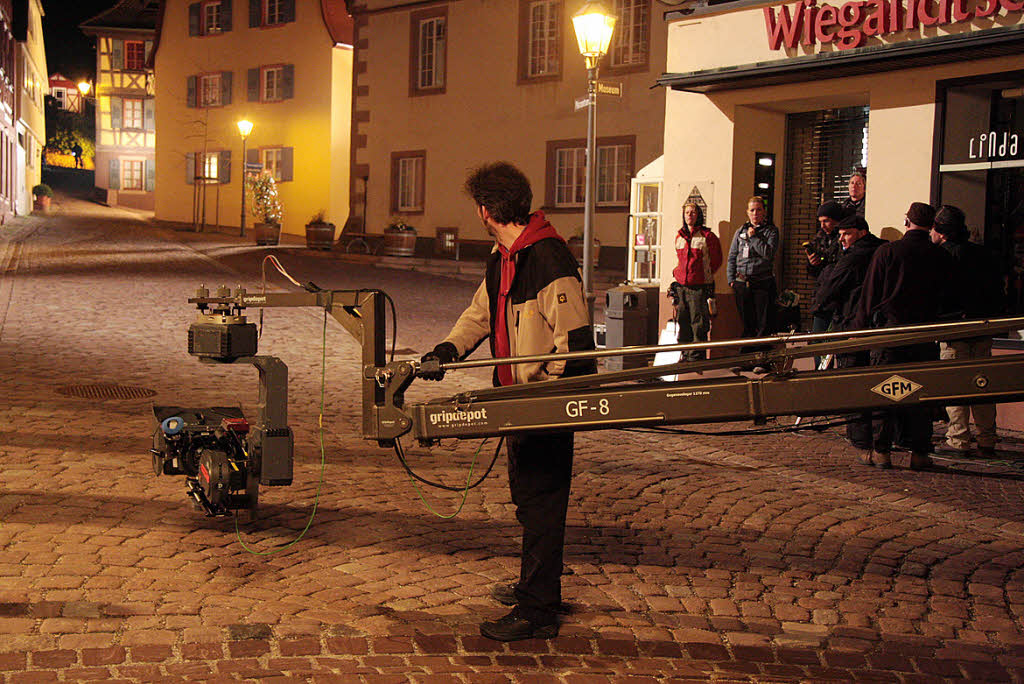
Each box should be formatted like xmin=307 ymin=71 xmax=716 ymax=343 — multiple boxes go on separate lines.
xmin=150 ymin=285 xmax=293 ymax=516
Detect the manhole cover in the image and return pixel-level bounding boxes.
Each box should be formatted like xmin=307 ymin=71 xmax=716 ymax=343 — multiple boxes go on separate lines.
xmin=56 ymin=384 xmax=157 ymax=401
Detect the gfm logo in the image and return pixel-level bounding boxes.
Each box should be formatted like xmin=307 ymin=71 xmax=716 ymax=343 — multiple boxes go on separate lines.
xmin=871 ymin=375 xmax=922 ymax=402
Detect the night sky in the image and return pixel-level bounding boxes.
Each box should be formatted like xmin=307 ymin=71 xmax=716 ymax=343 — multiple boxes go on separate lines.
xmin=42 ymin=0 xmax=117 ymax=80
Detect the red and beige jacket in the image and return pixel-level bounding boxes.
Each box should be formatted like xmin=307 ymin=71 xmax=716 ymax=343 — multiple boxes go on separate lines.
xmin=672 ymin=225 xmax=723 ymax=287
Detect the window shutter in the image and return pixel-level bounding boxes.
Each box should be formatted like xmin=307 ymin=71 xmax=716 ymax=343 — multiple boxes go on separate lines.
xmin=283 ymin=0 xmax=295 ymax=22
xmin=246 ymin=148 xmax=258 ymax=166
xmin=247 ymin=68 xmax=258 ymax=101
xmin=188 ymin=2 xmax=200 ymax=35
xmin=218 ymin=150 xmax=232 ymax=184
xmin=110 ymin=97 xmax=123 ymax=129
xmin=221 ymin=71 xmax=232 ymax=105
xmin=186 ymin=152 xmax=195 ymax=184
xmin=145 ymin=159 xmax=156 ymax=191
xmin=282 ymin=65 xmax=294 ymax=100
xmin=281 ymin=147 xmax=294 ymax=181
xmin=249 ymin=0 xmax=260 ymax=27
xmin=144 ymin=40 xmax=153 ymax=62
xmin=109 ymin=159 xmax=120 ymax=190
xmin=111 ymin=39 xmax=124 ymax=70
xmin=144 ymin=99 xmax=155 ymax=131
xmin=186 ymin=76 xmax=197 ymax=108
xmin=222 ymin=0 xmax=233 ymax=31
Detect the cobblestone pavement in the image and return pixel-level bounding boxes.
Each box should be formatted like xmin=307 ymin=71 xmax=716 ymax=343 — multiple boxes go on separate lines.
xmin=2 ymin=196 xmax=1024 ymax=682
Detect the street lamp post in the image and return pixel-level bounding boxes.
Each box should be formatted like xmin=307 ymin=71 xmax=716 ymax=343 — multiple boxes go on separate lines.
xmin=572 ymin=2 xmax=616 ymax=302
xmin=237 ymin=120 xmax=253 ymax=237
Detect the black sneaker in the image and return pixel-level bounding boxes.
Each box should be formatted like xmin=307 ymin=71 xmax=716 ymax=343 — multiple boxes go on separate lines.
xmin=490 ymin=583 xmax=517 ymax=606
xmin=479 ymin=608 xmax=558 ymax=642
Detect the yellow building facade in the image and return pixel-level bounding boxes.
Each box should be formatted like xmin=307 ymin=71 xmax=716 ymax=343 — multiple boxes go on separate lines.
xmin=350 ymin=0 xmax=669 ymax=263
xmin=657 ymin=0 xmax=1024 ymax=331
xmin=152 ymin=0 xmax=353 ymax=238
xmin=15 ymin=0 xmax=46 ymax=216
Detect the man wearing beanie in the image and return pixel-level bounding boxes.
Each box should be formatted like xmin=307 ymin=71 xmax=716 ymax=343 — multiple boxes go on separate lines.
xmin=854 ymin=202 xmax=958 ymax=470
xmin=929 ymin=205 xmax=1006 ymax=458
xmin=807 ymin=201 xmax=850 ymax=363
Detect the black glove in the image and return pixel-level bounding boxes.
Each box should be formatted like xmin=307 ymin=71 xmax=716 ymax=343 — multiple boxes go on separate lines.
xmin=419 ymin=342 xmax=458 ymax=381
xmin=666 ymin=282 xmax=684 ymax=307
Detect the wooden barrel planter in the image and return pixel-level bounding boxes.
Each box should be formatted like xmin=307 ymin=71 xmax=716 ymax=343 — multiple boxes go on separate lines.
xmin=381 ymin=230 xmax=417 ymax=257
xmin=254 ymin=222 xmax=282 ymax=246
xmin=305 ymin=221 xmax=335 ymax=250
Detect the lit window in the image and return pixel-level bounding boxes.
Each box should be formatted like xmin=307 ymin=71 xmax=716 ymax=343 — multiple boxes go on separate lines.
xmin=202 ymin=152 xmax=218 ymax=183
xmin=416 ymin=16 xmax=446 ymax=91
xmin=555 ymin=148 xmax=586 ymax=207
xmin=203 ymin=1 xmax=222 ymax=34
xmin=123 ymin=98 xmax=143 ymax=129
xmin=550 ymin=139 xmax=634 ymax=208
xmin=610 ymin=0 xmax=649 ymax=68
xmin=596 ymin=144 xmax=632 ymax=204
xmin=527 ymin=1 xmax=559 ymax=77
xmin=261 ymin=148 xmax=283 ymax=181
xmin=124 ymin=40 xmax=146 ymax=70
xmin=262 ymin=66 xmax=283 ymax=102
xmin=122 ymin=160 xmax=144 ymax=190
xmin=199 ymin=73 xmax=221 ymax=107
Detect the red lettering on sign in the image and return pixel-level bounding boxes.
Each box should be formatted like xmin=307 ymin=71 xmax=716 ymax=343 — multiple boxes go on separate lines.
xmin=951 ymin=0 xmax=972 ymax=20
xmin=1002 ymin=0 xmax=1024 ymax=12
xmin=862 ymin=0 xmax=889 ymax=36
xmin=815 ymin=4 xmax=839 ymax=42
xmin=836 ymin=1 xmax=867 ymax=48
xmin=764 ymin=3 xmax=805 ymax=49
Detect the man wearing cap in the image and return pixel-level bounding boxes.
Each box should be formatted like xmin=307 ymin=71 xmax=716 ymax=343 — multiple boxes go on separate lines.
xmin=814 ymin=215 xmax=886 ymax=448
xmin=854 ymin=202 xmax=958 ymax=470
xmin=929 ymin=205 xmax=1006 ymax=458
xmin=806 ymin=201 xmax=850 ymax=363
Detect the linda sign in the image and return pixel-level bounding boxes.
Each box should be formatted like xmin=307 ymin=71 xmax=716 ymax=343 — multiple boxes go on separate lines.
xmin=765 ymin=0 xmax=1024 ymax=50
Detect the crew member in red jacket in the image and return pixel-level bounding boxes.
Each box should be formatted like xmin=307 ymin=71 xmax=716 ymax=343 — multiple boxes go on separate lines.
xmin=668 ymin=202 xmax=723 ymax=361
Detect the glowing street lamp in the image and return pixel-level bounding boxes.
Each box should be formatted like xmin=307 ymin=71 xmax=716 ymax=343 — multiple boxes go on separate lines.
xmin=237 ymin=119 xmax=254 ymax=237
xmin=572 ymin=1 xmax=616 ymax=301
xmin=76 ymin=80 xmax=91 ymax=97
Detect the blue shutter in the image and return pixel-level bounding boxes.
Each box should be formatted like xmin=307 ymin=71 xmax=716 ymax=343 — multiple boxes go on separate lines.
xmin=282 ymin=65 xmax=294 ymax=100
xmin=247 ymin=68 xmax=259 ymax=101
xmin=222 ymin=0 xmax=233 ymax=31
xmin=109 ymin=159 xmax=120 ymax=190
xmin=144 ymin=99 xmax=155 ymax=131
xmin=145 ymin=159 xmax=155 ymax=192
xmin=249 ymin=0 xmax=260 ymax=27
xmin=186 ymin=152 xmax=195 ymax=185
xmin=280 ymin=147 xmax=293 ymax=182
xmin=221 ymin=71 xmax=232 ymax=105
xmin=188 ymin=3 xmax=200 ymax=35
xmin=111 ymin=39 xmax=124 ymax=70
xmin=110 ymin=98 xmax=122 ymax=129
xmin=218 ymin=150 xmax=232 ymax=184
xmin=186 ymin=76 xmax=197 ymax=107
xmin=283 ymin=0 xmax=295 ymax=22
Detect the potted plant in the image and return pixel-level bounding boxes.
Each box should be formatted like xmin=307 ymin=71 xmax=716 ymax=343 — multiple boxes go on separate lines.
xmin=567 ymin=230 xmax=601 ymax=267
xmin=305 ymin=209 xmax=335 ymax=250
xmin=32 ymin=183 xmax=53 ymax=213
xmin=381 ymin=217 xmax=417 ymax=257
xmin=247 ymin=171 xmax=283 ymax=245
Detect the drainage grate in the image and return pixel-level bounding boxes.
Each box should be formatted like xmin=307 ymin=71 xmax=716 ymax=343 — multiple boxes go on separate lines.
xmin=56 ymin=384 xmax=157 ymax=401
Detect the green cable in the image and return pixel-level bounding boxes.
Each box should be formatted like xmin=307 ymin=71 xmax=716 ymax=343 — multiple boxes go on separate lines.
xmin=234 ymin=308 xmax=329 ymax=554
xmin=405 ymin=439 xmax=485 ymax=519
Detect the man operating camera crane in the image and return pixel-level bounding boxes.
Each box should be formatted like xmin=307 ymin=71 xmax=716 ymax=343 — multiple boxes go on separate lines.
xmin=419 ymin=162 xmax=596 ymax=641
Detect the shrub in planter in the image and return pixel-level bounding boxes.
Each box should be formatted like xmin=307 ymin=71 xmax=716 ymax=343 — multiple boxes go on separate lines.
xmin=32 ymin=183 xmax=54 ymax=213
xmin=305 ymin=209 xmax=335 ymax=250
xmin=381 ymin=217 xmax=417 ymax=257
xmin=246 ymin=172 xmax=283 ymax=245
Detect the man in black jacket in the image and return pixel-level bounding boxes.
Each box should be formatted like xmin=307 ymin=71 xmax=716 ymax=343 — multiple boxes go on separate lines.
xmin=814 ymin=215 xmax=885 ymax=448
xmin=930 ymin=205 xmax=1006 ymax=458
xmin=855 ymin=202 xmax=958 ymax=470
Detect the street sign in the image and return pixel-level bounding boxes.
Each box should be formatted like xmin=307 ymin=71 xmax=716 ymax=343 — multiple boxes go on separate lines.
xmin=245 ymin=162 xmax=263 ymax=171
xmin=596 ymin=81 xmax=622 ymax=97
xmin=574 ymin=96 xmax=589 ymax=111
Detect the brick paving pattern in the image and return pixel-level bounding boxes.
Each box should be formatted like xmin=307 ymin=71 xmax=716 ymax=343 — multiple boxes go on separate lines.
xmin=2 ymin=196 xmax=1024 ymax=682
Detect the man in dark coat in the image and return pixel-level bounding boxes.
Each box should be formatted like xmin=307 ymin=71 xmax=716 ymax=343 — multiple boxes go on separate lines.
xmin=929 ymin=205 xmax=1006 ymax=458
xmin=854 ymin=201 xmax=959 ymax=470
xmin=813 ymin=215 xmax=885 ymax=448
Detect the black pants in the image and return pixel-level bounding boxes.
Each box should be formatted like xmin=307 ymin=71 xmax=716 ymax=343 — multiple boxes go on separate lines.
xmin=506 ymin=431 xmax=574 ymax=625
xmin=837 ymin=350 xmax=873 ymax=449
xmin=871 ymin=343 xmax=939 ymax=454
xmin=732 ymin=278 xmax=776 ymax=352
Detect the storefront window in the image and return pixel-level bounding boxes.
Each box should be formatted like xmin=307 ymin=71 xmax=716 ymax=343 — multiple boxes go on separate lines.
xmin=938 ymin=72 xmax=1024 ymax=332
